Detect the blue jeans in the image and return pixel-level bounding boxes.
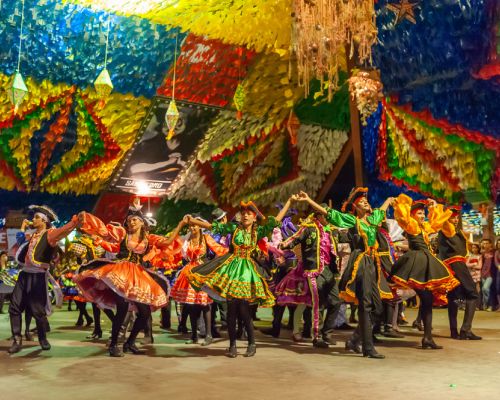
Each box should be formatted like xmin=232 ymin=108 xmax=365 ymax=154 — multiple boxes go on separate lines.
xmin=481 ymin=277 xmax=493 ymax=308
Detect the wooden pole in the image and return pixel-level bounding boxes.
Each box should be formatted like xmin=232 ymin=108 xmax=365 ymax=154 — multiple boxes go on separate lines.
xmin=346 ymin=45 xmax=364 ymax=187
xmin=316 ymin=139 xmax=353 ymax=202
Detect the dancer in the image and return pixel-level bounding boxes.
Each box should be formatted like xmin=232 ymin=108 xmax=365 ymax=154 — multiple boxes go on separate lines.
xmin=390 ymin=195 xmax=460 ymax=349
xmin=169 ymin=215 xmax=227 ymax=345
xmin=295 ymin=189 xmax=394 ymax=359
xmin=187 ymin=198 xmax=294 ymax=358
xmin=74 ymin=200 xmax=181 ymax=357
xmin=275 ymin=207 xmax=339 ymax=348
xmin=438 ymin=206 xmax=481 ymax=340
xmin=8 ymin=205 xmax=82 ymax=354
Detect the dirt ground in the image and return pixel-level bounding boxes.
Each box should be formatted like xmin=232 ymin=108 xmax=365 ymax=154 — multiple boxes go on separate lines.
xmin=0 ymin=307 xmax=499 ymax=400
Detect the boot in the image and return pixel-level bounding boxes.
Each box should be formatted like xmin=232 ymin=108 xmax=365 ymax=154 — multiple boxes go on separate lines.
xmin=421 ymin=338 xmax=443 ymax=349
xmin=75 ymin=315 xmax=84 ymax=327
xmin=123 ymin=340 xmax=144 ymax=354
xmin=201 ymin=335 xmax=213 ymax=346
xmin=459 ymin=330 xmax=482 ymax=340
xmin=109 ymin=344 xmax=124 ymax=357
xmin=261 ymin=327 xmax=280 ymax=338
xmin=450 ymin=328 xmax=459 ymax=339
xmin=87 ymin=329 xmax=103 ymax=340
xmin=8 ymin=336 xmax=22 ymax=354
xmin=226 ymin=345 xmax=238 ymax=358
xmin=25 ymin=330 xmax=33 ymax=342
xmin=412 ymin=320 xmax=424 ymax=331
xmin=345 ymin=339 xmax=362 ymax=354
xmin=383 ymin=326 xmax=405 ymax=338
xmin=244 ymin=343 xmax=256 ymax=357
xmin=363 ymin=349 xmax=385 ymax=359
xmin=312 ymin=338 xmax=329 ymax=348
xmin=39 ymin=338 xmax=51 ymax=351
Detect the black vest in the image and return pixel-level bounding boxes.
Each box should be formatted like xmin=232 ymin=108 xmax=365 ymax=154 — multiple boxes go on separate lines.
xmin=17 ymin=231 xmax=57 ymax=267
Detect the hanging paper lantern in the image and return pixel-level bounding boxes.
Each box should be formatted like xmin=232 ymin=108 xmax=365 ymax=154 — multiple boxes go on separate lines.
xmin=286 ymin=111 xmax=300 ymax=145
xmin=9 ymin=72 xmax=29 ymax=113
xmin=165 ymin=99 xmax=180 ymax=140
xmin=233 ymin=83 xmax=245 ymax=120
xmin=94 ymin=68 xmax=114 ymax=107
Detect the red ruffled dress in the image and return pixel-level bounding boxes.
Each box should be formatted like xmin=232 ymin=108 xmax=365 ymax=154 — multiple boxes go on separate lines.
xmin=73 ymin=213 xmax=182 ymax=310
xmin=170 ymin=234 xmax=228 ymax=305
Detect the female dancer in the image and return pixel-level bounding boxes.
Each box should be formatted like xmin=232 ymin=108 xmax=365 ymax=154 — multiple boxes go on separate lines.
xmin=187 ymin=198 xmax=294 ymax=358
xmin=438 ymin=206 xmax=481 ymax=340
xmin=169 ymin=216 xmax=227 ymax=345
xmin=275 ymin=208 xmax=339 ymax=347
xmin=390 ymin=195 xmax=459 ymax=349
xmin=295 ymin=189 xmax=394 ymax=359
xmin=74 ymin=200 xmax=181 ymax=357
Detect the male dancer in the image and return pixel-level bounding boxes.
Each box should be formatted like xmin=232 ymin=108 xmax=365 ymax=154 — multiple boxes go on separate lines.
xmin=8 ymin=205 xmax=81 ymax=354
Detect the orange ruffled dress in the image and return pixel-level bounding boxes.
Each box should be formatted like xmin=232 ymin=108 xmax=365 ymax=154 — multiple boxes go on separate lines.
xmin=389 ymin=195 xmax=460 ymax=304
xmin=73 ymin=213 xmax=182 ymax=310
xmin=170 ymin=234 xmax=228 ymax=305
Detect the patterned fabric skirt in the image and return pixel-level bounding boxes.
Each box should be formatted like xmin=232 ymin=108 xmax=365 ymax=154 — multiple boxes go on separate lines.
xmin=171 ymin=262 xmax=212 ymax=305
xmin=74 ymin=260 xmax=168 ymax=310
xmin=187 ymin=253 xmax=275 ymax=307
xmin=274 ymin=261 xmax=312 ymax=306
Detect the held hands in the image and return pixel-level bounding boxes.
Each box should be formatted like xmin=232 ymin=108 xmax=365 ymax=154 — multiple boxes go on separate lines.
xmin=290 ymin=191 xmax=310 ymax=203
xmin=426 ymin=198 xmax=437 ymax=207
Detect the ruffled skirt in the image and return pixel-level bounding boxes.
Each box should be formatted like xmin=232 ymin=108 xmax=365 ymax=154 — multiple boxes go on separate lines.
xmin=74 ymin=260 xmax=169 ymax=310
xmin=274 ymin=261 xmax=312 ymax=306
xmin=171 ymin=262 xmax=212 ymax=305
xmin=187 ymin=254 xmax=275 ymax=307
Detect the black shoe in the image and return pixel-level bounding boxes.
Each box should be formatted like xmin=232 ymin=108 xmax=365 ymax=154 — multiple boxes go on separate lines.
xmin=8 ymin=337 xmax=22 ymax=354
xmin=302 ymin=330 xmax=312 ymax=339
xmin=244 ymin=343 xmax=256 ymax=357
xmin=363 ymin=349 xmax=385 ymax=359
xmin=349 ymin=316 xmax=358 ymax=324
xmin=87 ymin=331 xmax=103 ymax=340
xmin=160 ymin=324 xmax=171 ymax=330
xmin=123 ymin=341 xmax=144 ymax=354
xmin=312 ymin=338 xmax=329 ymax=349
xmin=459 ymin=331 xmax=482 ymax=340
xmin=75 ymin=318 xmax=84 ymax=327
xmin=185 ymin=338 xmax=199 ymax=344
xmin=336 ymin=323 xmax=354 ymax=330
xmin=109 ymin=344 xmax=124 ymax=357
xmin=39 ymin=339 xmax=51 ymax=351
xmin=450 ymin=329 xmax=459 ymax=340
xmin=25 ymin=331 xmax=33 ymax=342
xmin=412 ymin=320 xmax=424 ymax=331
xmin=345 ymin=339 xmax=362 ymax=354
xmin=85 ymin=317 xmax=94 ymax=327
xmin=321 ymin=333 xmax=336 ymax=345
xmin=226 ymin=345 xmax=238 ymax=358
xmin=261 ymin=327 xmax=280 ymax=338
xmin=382 ymin=328 xmax=405 ymax=339
xmin=201 ymin=336 xmax=213 ymax=346
xmin=421 ymin=338 xmax=443 ymax=350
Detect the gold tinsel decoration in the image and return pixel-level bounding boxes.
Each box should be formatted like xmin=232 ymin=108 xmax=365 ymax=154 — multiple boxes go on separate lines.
xmin=292 ymin=0 xmax=377 ymax=100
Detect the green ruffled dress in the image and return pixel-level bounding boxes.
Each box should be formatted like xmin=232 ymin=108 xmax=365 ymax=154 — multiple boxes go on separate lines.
xmin=187 ymin=218 xmax=278 ymax=307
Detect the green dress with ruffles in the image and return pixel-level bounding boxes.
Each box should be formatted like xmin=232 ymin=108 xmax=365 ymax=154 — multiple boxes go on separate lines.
xmin=187 ymin=218 xmax=278 ymax=307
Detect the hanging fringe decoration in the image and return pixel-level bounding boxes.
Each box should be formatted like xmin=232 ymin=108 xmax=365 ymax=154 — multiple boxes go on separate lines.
xmin=166 ymin=34 xmax=180 ymax=140
xmin=291 ymin=0 xmax=377 ymax=101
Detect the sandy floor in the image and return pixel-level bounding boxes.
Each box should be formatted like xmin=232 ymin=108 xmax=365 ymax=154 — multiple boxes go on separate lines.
xmin=0 ymin=306 xmax=499 ymax=400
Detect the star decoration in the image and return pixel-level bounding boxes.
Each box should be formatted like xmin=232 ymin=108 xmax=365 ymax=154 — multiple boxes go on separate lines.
xmin=386 ymin=0 xmax=420 ymax=25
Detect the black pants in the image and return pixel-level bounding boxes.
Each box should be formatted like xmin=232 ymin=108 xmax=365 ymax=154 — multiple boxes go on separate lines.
xmin=9 ymin=271 xmax=48 ymax=341
xmin=186 ymin=304 xmax=211 ymax=340
xmin=447 ymin=261 xmax=479 ymax=334
xmin=350 ymin=261 xmax=383 ymax=353
xmin=227 ymin=299 xmax=255 ymax=346
xmin=91 ymin=303 xmax=114 ymax=334
xmin=0 ymin=293 xmax=7 ymax=313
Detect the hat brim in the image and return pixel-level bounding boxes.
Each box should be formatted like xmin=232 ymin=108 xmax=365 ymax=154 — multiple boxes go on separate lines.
xmin=240 ymin=201 xmax=265 ymax=221
xmin=341 ymin=187 xmax=368 ymax=213
xmin=28 ymin=205 xmax=58 ymax=222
